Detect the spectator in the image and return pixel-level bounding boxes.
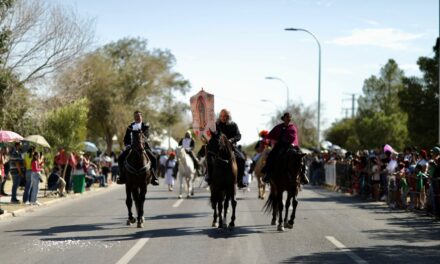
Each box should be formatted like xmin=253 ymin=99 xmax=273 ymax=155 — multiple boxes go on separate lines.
xmin=22 ymin=146 xmax=35 ymax=204
xmin=0 ymin=146 xmax=9 ymax=196
xmin=86 ymin=162 xmax=106 ymax=188
xmin=9 ymin=142 xmax=24 ymax=204
xmin=29 ymin=152 xmax=44 ymax=206
xmin=47 ymin=167 xmax=66 ymax=197
xmin=158 ymin=150 xmax=168 ymax=179
xmin=110 ymin=152 xmax=119 ymax=182
xmin=164 ymin=152 xmax=177 ymax=191
xmin=55 ymin=148 xmax=74 ymax=193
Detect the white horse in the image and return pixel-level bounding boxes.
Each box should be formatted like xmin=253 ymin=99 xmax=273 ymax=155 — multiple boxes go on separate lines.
xmin=176 ymin=146 xmax=196 ymax=199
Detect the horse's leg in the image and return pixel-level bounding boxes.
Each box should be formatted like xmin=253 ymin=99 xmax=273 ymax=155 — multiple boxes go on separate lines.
xmin=131 ymin=187 xmax=141 ymax=227
xmin=125 ymin=185 xmax=135 ymax=225
xmin=178 ymin=172 xmax=183 ymax=199
xmin=284 ymin=193 xmax=292 ymax=228
xmin=229 ymin=193 xmax=237 ymax=229
xmin=270 ymin=193 xmax=277 ymax=225
xmin=277 ymin=195 xmax=284 ymax=231
xmin=190 ymin=173 xmax=195 ymax=196
xmin=137 ymin=185 xmax=146 ymax=228
xmin=223 ymin=196 xmax=229 ymax=229
xmin=186 ymin=175 xmax=191 ymax=198
xmin=218 ymin=198 xmax=224 ymax=229
xmin=288 ymin=194 xmax=298 ymax=228
xmin=212 ymin=201 xmax=218 ymax=227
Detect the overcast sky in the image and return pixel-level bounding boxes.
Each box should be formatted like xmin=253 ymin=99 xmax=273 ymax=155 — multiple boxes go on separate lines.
xmin=53 ymin=0 xmax=438 ymax=145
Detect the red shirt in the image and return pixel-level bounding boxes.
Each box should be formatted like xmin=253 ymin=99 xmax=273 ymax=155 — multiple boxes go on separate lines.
xmin=267 ymin=123 xmax=297 ymax=145
xmin=31 ymin=160 xmax=42 ymax=173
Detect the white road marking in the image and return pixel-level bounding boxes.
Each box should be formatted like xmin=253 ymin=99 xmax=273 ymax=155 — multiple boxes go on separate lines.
xmin=115 ymin=237 xmax=150 ymax=264
xmin=325 ymin=236 xmax=368 ymax=264
xmin=172 ymin=199 xmax=184 ymax=208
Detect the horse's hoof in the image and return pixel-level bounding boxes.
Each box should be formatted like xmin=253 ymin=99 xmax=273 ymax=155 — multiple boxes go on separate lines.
xmin=137 ymin=222 xmax=144 ymax=228
xmin=212 ymin=222 xmax=218 ymax=227
xmin=187 ymin=195 xmax=190 ymax=199
xmin=221 ymin=223 xmax=228 ymax=229
xmin=271 ymin=219 xmax=276 ymax=225
xmin=190 ymin=191 xmax=194 ymax=196
xmin=126 ymin=220 xmax=132 ymax=226
xmin=178 ymin=195 xmax=183 ymax=199
xmin=277 ymin=225 xmax=284 ymax=231
xmin=130 ymin=218 xmax=137 ymax=224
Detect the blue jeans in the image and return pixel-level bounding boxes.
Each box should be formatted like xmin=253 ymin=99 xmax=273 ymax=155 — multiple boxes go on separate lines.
xmin=30 ymin=172 xmax=40 ymax=203
xmin=22 ymin=170 xmax=32 ymax=203
xmin=11 ymin=172 xmax=22 ymax=201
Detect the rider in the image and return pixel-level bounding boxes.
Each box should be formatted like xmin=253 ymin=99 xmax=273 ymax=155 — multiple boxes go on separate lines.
xmin=214 ymin=109 xmax=247 ymax=188
xmin=178 ymin=130 xmax=201 ymax=174
xmin=116 ymin=110 xmax=159 ymax=186
xmin=262 ymin=112 xmax=309 ymax=185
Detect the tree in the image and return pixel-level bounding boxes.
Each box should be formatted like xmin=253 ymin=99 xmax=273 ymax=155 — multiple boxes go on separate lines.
xmin=1 ymin=0 xmax=93 ymax=84
xmin=55 ymin=38 xmax=191 ymax=153
xmin=325 ymin=118 xmax=360 ymax=151
xmin=43 ymin=98 xmax=89 ymax=151
xmin=355 ymin=59 xmax=409 ymax=150
xmin=398 ymin=38 xmax=439 ymax=147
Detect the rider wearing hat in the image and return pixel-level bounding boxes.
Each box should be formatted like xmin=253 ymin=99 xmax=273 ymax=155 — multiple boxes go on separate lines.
xmin=178 ymin=130 xmax=201 ymax=174
xmin=117 ymin=110 xmax=159 ymax=185
xmin=262 ymin=112 xmax=308 ymax=184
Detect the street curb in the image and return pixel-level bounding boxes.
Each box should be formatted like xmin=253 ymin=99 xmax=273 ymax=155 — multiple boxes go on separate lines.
xmin=0 ymin=185 xmax=119 ymax=220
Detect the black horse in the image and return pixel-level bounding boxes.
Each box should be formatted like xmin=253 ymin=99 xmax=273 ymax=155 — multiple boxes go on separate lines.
xmin=206 ymin=131 xmax=238 ymax=229
xmin=123 ymin=130 xmax=151 ymax=228
xmin=264 ymin=148 xmax=305 ymax=231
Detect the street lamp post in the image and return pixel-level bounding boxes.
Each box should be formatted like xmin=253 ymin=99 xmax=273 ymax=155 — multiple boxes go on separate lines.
xmin=265 ymin=76 xmax=290 ymax=109
xmin=285 ymin=27 xmax=321 ymax=150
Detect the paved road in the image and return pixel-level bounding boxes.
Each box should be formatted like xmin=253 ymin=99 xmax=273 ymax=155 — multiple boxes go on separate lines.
xmin=0 ymin=178 xmax=439 ymax=264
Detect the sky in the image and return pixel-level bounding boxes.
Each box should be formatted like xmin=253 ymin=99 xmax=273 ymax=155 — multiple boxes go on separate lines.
xmin=51 ymin=0 xmax=438 ymax=145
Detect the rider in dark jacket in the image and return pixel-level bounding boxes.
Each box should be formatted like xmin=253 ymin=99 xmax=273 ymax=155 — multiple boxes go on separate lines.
xmin=117 ymin=110 xmax=159 ymax=185
xmin=214 ymin=109 xmax=247 ymax=188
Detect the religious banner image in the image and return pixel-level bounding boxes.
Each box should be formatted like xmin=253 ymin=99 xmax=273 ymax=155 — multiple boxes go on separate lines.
xmin=190 ymin=89 xmax=216 ymax=140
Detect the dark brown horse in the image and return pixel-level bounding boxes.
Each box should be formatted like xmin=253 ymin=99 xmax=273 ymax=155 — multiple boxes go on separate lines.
xmin=124 ymin=130 xmax=151 ymax=228
xmin=207 ymin=131 xmax=238 ymax=229
xmin=264 ymin=148 xmax=305 ymax=231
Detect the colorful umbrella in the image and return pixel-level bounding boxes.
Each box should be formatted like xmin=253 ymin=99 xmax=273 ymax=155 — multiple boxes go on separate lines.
xmin=23 ymin=135 xmax=51 ymax=148
xmin=0 ymin=130 xmax=24 ymax=142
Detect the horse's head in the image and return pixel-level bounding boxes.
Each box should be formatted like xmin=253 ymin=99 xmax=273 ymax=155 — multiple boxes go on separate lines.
xmin=287 ymin=151 xmax=306 ymax=175
xmin=131 ymin=130 xmax=145 ymax=151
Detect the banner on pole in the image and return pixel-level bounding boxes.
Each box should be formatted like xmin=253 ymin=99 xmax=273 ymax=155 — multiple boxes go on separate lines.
xmin=190 ymin=89 xmax=216 ymax=140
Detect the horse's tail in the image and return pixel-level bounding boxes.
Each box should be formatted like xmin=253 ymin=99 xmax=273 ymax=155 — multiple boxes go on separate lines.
xmin=263 ymin=186 xmax=277 ymax=214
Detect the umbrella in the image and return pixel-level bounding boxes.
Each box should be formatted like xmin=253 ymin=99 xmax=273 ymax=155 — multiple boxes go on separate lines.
xmin=300 ymin=148 xmax=312 ymax=154
xmin=23 ymin=135 xmax=51 ymax=148
xmin=0 ymin=130 xmax=23 ymax=142
xmin=82 ymin=141 xmax=98 ymax=152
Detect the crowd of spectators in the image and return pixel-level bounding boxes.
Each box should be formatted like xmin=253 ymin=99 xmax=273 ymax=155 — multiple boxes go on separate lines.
xmin=307 ymin=145 xmax=440 ymax=218
xmin=0 ymin=142 xmax=116 ymax=212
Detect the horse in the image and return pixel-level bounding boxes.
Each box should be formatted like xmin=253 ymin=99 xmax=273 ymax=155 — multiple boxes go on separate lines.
xmin=123 ymin=130 xmax=151 ymax=228
xmin=206 ymin=131 xmax=238 ymax=229
xmin=175 ymin=146 xmax=196 ymax=199
xmin=253 ymin=146 xmax=271 ymax=199
xmin=263 ymin=148 xmax=305 ymax=231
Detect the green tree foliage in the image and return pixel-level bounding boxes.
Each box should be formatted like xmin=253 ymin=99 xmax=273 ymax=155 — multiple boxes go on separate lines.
xmin=43 ymin=98 xmax=89 ymax=151
xmin=398 ymin=39 xmax=439 ymax=147
xmin=325 ymin=118 xmax=359 ymax=151
xmin=56 ymin=38 xmax=190 ymax=153
xmin=325 ymin=59 xmax=409 ymax=151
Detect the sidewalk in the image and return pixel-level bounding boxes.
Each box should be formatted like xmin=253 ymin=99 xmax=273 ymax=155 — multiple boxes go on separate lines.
xmin=0 ymin=175 xmax=115 ymax=220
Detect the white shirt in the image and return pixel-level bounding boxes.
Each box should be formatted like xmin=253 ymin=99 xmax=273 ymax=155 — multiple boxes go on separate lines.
xmin=181 ymin=138 xmax=192 ymax=151
xmin=132 ymin=122 xmax=142 ymax=131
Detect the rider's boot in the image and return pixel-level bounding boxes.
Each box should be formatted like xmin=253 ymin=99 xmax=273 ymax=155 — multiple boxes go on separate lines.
xmin=262 ymin=173 xmax=270 ymax=184
xmin=150 ymin=170 xmax=159 ymax=186
xmin=116 ymin=160 xmax=126 ymax=185
xmin=300 ymin=164 xmax=309 ymax=185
